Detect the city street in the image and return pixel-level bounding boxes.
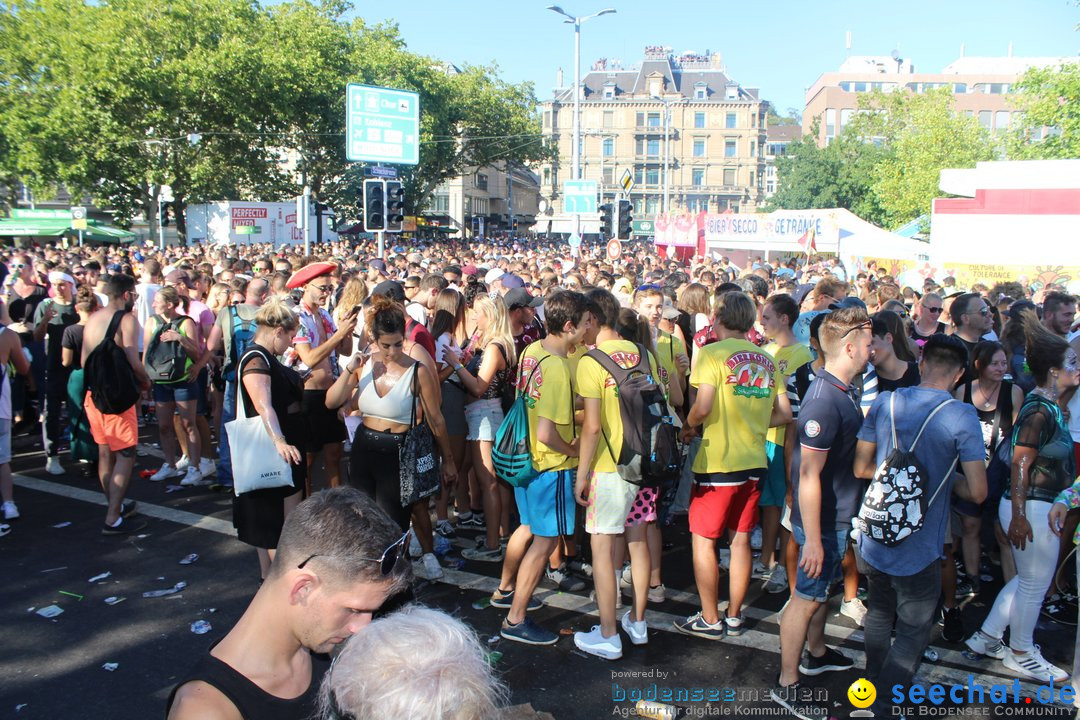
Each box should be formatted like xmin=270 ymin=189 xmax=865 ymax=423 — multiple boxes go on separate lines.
xmin=2 ymin=424 xmax=1076 ymax=720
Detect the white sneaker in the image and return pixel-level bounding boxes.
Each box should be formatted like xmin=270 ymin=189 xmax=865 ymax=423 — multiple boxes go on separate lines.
xmin=408 ymin=532 xmax=423 ymax=558
xmin=45 ymin=456 xmax=64 ymax=475
xmin=1003 ymin=646 xmax=1069 ymax=683
xmin=840 ymin=597 xmax=868 ymax=626
xmin=574 ymin=624 xmax=623 ymax=660
xmin=180 ymin=466 xmax=204 ymax=486
xmin=415 ymin=553 xmax=444 ymax=580
xmin=964 ymin=630 xmax=1006 ymax=660
xmin=198 ymin=458 xmax=216 ymax=477
xmin=2 ymin=500 xmax=18 ymax=520
xmin=621 ymin=610 xmax=649 ymax=645
xmin=762 ymin=564 xmax=789 ymax=594
xmin=175 ymin=455 xmax=190 ymax=472
xmin=750 ymin=526 xmax=763 ymax=551
xmin=619 ymin=563 xmax=633 ymax=588
xmin=717 ymin=548 xmax=731 ymax=572
xmin=648 ymin=583 xmax=667 ymax=604
xmin=149 ymin=463 xmax=183 ymax=482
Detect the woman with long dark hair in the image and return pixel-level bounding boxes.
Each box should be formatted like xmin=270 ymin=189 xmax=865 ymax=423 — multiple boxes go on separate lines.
xmin=326 ymin=295 xmax=457 ymax=580
xmin=966 ymin=313 xmax=1079 ymax=682
xmin=430 ymin=288 xmax=471 ymax=536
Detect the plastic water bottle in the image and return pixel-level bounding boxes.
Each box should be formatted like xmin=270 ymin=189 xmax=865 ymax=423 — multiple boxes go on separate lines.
xmin=190 ymin=620 xmax=212 ymax=635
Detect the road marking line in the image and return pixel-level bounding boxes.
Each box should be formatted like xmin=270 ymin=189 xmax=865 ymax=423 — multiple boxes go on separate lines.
xmin=13 ymin=473 xmax=235 ymax=536
xmin=13 ymin=475 xmax=1064 ymax=702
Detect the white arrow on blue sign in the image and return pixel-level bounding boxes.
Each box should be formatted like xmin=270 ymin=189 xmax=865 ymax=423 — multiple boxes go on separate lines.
xmin=562 ymin=180 xmax=598 ymax=215
xmin=346 ymin=84 xmax=420 ymax=165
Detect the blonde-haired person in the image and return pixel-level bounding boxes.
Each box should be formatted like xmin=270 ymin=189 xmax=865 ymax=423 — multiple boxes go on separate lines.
xmin=318 ymin=605 xmax=505 ymax=720
xmin=444 ymin=294 xmax=517 ymax=562
xmin=233 ymin=299 xmax=307 ymax=579
xmin=334 ymin=277 xmax=370 ymax=346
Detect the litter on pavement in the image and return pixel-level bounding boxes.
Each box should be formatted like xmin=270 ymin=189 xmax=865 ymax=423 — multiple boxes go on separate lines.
xmin=104 ymin=597 xmax=126 ymax=606
xmin=179 ymin=554 xmax=199 ymax=565
xmin=142 ymin=581 xmax=187 ymax=598
xmin=58 ymin=591 xmax=84 ymax=601
xmin=88 ymin=572 xmax=111 ymax=583
xmin=51 ymin=522 xmax=72 ymax=528
xmin=101 ymin=663 xmax=119 ymax=672
xmin=190 ymin=620 xmax=212 ymax=634
xmin=36 ymin=605 xmax=63 ymax=618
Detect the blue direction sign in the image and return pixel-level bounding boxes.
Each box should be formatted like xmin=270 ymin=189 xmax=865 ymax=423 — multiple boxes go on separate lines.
xmin=562 ymin=180 xmax=599 ymax=215
xmin=346 ymin=84 xmax=420 ymax=165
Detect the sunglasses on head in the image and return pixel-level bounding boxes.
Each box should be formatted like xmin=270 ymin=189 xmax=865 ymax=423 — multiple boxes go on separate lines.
xmin=297 ymin=529 xmax=411 ymax=577
xmin=636 ymin=283 xmax=661 ymax=292
xmin=840 ymin=320 xmax=873 ymax=339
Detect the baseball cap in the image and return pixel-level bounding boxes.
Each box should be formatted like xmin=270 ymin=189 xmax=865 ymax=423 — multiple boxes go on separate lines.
xmin=371 ymin=280 xmax=406 ymax=304
xmin=500 ymin=274 xmax=525 ymax=290
xmin=485 ymin=268 xmax=506 ymax=285
xmin=503 ymin=288 xmax=543 ymax=310
xmin=828 ymin=296 xmax=868 ymax=312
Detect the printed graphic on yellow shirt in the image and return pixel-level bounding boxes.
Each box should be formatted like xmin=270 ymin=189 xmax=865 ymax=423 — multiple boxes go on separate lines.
xmin=601 ymin=350 xmax=643 ymax=388
xmin=725 ymin=351 xmax=776 ymax=399
xmin=517 ymin=353 xmax=545 ymax=408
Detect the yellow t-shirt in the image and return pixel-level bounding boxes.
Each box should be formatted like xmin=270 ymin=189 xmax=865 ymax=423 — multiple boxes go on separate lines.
xmin=518 ymin=341 xmax=577 ymax=472
xmin=764 ymin=341 xmax=813 ymax=445
xmin=576 ymin=339 xmax=663 ymax=474
xmin=654 ymin=330 xmax=686 ymax=401
xmin=689 ymin=338 xmax=778 ymax=474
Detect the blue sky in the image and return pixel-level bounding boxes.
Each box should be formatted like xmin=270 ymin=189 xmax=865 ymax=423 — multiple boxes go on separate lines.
xmin=349 ymin=0 xmax=1079 ymax=115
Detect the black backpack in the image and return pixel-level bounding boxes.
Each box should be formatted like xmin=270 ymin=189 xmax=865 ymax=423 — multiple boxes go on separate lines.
xmin=854 ymin=394 xmax=956 ymax=546
xmin=222 ymin=306 xmax=256 ymax=383
xmin=585 ymin=344 xmax=681 ymax=488
xmin=85 ymin=311 xmax=141 ymax=414
xmin=143 ymin=314 xmax=189 ymax=384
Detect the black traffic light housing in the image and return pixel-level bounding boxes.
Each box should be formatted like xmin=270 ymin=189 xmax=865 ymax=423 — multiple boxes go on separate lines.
xmin=384 ymin=181 xmax=405 ymax=233
xmin=599 ymin=203 xmax=613 ymax=238
xmin=617 ymin=199 xmax=633 ymax=240
xmin=363 ymin=179 xmax=385 ymax=232
xmin=160 ymin=203 xmax=170 ymax=227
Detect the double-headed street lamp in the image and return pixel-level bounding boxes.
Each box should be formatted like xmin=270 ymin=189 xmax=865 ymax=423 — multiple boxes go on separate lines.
xmin=546 ymin=5 xmax=615 ymax=183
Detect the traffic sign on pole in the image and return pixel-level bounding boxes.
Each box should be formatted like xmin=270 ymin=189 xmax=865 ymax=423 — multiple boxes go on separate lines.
xmin=619 ymin=169 xmax=634 ymax=194
xmin=606 ymin=238 xmax=621 ymax=261
xmin=70 ymin=206 xmax=87 ymax=230
xmin=346 ymin=84 xmax=420 ymax=165
xmin=562 ymin=180 xmax=598 ymax=215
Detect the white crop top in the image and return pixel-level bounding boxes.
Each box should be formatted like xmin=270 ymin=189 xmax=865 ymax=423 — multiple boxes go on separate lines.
xmin=357 ymin=362 xmax=417 ymax=426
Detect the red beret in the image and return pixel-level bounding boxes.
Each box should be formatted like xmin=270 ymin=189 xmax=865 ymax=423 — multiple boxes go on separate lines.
xmin=286 ymin=261 xmax=337 ymax=290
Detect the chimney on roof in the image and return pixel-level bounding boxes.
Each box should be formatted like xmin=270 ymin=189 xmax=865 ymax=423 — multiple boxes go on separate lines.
xmin=556 ymin=68 xmax=564 ymax=88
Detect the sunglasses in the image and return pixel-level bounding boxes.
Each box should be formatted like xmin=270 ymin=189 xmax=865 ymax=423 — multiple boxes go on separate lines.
xmin=636 ymin=283 xmax=661 ymax=292
xmin=313 ymin=284 xmax=334 ymax=294
xmin=922 ymin=306 xmax=943 ymax=314
xmin=403 ymin=285 xmax=418 ymax=291
xmin=966 ymin=306 xmax=991 ymax=317
xmin=297 ymin=529 xmax=411 ymax=577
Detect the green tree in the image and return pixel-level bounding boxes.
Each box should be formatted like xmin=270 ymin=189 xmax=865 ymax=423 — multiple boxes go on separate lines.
xmin=1008 ymin=62 xmax=1080 ymax=159
xmin=765 ymin=120 xmax=888 ymax=226
xmin=847 ymin=88 xmax=996 ymax=229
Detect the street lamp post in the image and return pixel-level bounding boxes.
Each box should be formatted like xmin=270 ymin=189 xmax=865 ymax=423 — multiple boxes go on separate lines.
xmin=547 ymin=5 xmax=614 ymax=241
xmin=652 ymin=95 xmax=673 ymax=215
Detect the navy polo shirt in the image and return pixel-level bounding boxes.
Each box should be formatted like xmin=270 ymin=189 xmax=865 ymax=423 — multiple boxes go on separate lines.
xmin=791 ymin=369 xmax=865 ymax=532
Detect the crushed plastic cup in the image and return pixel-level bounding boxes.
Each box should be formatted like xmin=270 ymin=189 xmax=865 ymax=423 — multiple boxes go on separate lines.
xmin=179 ymin=554 xmax=199 ymax=565
xmin=36 ymin=605 xmax=63 ymax=618
xmin=142 ymin=581 xmax=187 ymax=598
xmin=190 ymin=620 xmax=212 ymax=635
xmin=165 ymin=485 xmax=185 ymax=493
xmin=104 ymin=596 xmax=126 ymax=606
xmin=485 ymin=650 xmax=502 ymax=667
xmin=922 ymin=647 xmax=939 ymax=663
xmin=471 ymin=597 xmax=491 ymax=610
xmin=101 ymin=663 xmax=118 ymax=672
xmin=88 ymin=571 xmax=111 ymax=583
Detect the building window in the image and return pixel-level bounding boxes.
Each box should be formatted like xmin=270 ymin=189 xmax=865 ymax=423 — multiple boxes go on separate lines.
xmin=646 ymin=167 xmax=660 ymax=185
xmin=693 ymin=139 xmax=706 ymax=157
xmin=695 ymin=87 xmax=707 ymax=100
xmin=723 ymin=168 xmax=736 ymax=186
xmin=425 ymin=193 xmax=450 ymax=214
xmin=954 ymin=83 xmax=967 ymax=94
xmin=840 ymin=108 xmax=854 ymax=128
xmin=645 ymin=196 xmax=660 ymax=215
xmin=978 ymin=110 xmax=992 ymax=129
xmin=542 ymin=168 xmax=551 ymax=186
xmin=694 ymin=111 xmax=705 ymax=129
xmin=648 ymin=112 xmax=661 ymax=127
xmin=724 ymin=139 xmax=737 ymax=157
xmin=633 ymin=198 xmax=644 ymax=215
xmin=475 ymin=173 xmax=488 ymax=191
xmin=725 ymin=85 xmax=739 ymax=100
xmin=603 ymin=84 xmax=615 ymax=99
xmin=543 ymin=111 xmax=551 ymax=128
xmin=686 ymin=195 xmax=707 ymax=212
xmin=603 ymin=110 xmax=614 ymax=129
xmin=725 ymin=112 xmax=737 ymax=129
xmin=692 ymin=168 xmax=705 ymax=187
xmin=825 ymin=109 xmax=836 ymax=139
xmin=603 ymin=137 xmax=614 ymax=157
xmin=766 ymin=180 xmax=776 ymax=194
xmin=646 ymin=138 xmax=661 ymax=157
xmin=994 ymin=111 xmax=1010 ymax=131
xmin=750 ymin=171 xmax=756 ymax=186
xmin=602 ymin=166 xmax=614 ymax=185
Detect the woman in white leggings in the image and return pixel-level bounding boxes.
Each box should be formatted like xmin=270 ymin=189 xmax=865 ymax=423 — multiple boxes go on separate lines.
xmin=965 ymin=313 xmax=1079 ymax=683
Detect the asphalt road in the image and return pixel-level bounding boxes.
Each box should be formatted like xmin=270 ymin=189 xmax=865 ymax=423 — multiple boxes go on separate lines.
xmin=2 ymin=424 xmax=1078 ymax=720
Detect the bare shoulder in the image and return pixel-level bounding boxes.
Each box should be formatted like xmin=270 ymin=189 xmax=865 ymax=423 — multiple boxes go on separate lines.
xmin=167 ymin=680 xmax=243 ymax=720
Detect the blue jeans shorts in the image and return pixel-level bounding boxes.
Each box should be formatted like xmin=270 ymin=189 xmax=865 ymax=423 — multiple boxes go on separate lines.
xmin=514 ymin=469 xmax=576 ymax=538
xmin=152 ymin=380 xmax=199 ymax=404
xmin=792 ymin=524 xmax=849 ymax=603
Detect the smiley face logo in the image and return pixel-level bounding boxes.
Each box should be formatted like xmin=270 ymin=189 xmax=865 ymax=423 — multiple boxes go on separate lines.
xmin=848 ymin=678 xmax=876 ymax=709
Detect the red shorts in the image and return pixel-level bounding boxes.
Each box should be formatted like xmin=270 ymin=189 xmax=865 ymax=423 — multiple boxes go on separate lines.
xmin=84 ymin=391 xmax=138 ymax=452
xmin=688 ymin=482 xmax=760 ymax=538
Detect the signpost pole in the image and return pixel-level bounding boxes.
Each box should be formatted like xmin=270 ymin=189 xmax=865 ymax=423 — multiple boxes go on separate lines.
xmin=303 ymin=185 xmax=311 ymax=256
xmin=377 ymin=230 xmax=385 ymax=260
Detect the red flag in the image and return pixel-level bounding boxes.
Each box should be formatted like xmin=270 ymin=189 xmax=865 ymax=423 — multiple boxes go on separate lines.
xmin=797 ymin=228 xmax=817 ymax=254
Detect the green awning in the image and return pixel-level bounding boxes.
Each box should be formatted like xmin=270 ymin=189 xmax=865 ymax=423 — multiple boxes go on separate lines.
xmin=0 ymin=217 xmax=136 ymax=244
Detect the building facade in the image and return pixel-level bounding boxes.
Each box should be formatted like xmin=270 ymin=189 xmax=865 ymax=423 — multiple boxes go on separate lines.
xmin=422 ymin=161 xmax=541 ymax=237
xmin=763 ymin=125 xmax=801 ymax=198
xmin=803 ymin=54 xmax=1078 ymax=146
xmin=539 ymin=47 xmax=769 ymax=234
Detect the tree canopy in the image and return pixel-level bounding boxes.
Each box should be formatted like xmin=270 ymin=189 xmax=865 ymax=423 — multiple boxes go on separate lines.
xmin=1008 ymin=62 xmax=1080 ymax=160
xmin=0 ymin=0 xmax=546 ymax=239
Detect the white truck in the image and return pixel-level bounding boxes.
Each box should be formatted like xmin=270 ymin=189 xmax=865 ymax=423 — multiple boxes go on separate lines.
xmin=185 ymin=201 xmax=338 ymax=247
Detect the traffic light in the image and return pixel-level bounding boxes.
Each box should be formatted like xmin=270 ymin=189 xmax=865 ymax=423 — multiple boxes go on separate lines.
xmin=160 ymin=203 xmax=170 ymax=227
xmin=384 ymin=181 xmax=405 ymax=233
xmin=363 ymin=179 xmax=385 ymax=232
xmin=617 ymin=199 xmax=633 ymax=240
xmin=599 ymin=203 xmax=613 ymax=238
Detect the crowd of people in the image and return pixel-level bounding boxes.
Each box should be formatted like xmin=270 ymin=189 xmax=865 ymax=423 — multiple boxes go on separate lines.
xmin=2 ymin=235 xmax=1080 ymax=719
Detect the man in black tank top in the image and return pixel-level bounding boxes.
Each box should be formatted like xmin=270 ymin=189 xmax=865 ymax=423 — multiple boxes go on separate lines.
xmin=167 ymin=488 xmax=412 ymax=720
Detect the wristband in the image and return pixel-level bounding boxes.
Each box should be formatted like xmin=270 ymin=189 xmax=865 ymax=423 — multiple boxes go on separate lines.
xmin=454 ymin=363 xmax=465 ymax=371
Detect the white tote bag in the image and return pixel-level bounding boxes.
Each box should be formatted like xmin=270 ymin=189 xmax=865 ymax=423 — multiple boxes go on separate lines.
xmin=227 ymin=349 xmax=295 ymax=496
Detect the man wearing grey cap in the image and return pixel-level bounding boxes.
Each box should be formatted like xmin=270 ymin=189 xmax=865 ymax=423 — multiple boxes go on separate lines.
xmin=505 ymin=288 xmax=545 ymax=358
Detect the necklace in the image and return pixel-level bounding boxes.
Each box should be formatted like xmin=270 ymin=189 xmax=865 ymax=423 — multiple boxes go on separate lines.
xmin=977 ymin=381 xmax=1001 ymax=410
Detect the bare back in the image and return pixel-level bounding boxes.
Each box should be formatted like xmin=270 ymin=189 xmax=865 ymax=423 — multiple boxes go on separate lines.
xmin=81 ymin=306 xmax=141 ymax=373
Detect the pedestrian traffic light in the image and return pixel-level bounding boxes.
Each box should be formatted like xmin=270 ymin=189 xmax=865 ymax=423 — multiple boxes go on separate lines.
xmin=363 ymin=179 xmax=385 ymax=232
xmin=617 ymin=199 xmax=633 ymax=240
xmin=384 ymin=181 xmax=405 ymax=233
xmin=160 ymin=204 xmax=170 ymax=227
xmin=599 ymin=203 xmax=613 ymax=238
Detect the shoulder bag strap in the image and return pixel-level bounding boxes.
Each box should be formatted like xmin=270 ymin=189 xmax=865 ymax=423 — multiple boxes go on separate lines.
xmin=234 ymin=347 xmax=270 ymax=422
xmin=889 ymin=393 xmax=899 ymax=451
xmin=910 ymin=399 xmax=955 ymax=451
xmin=105 ymin=310 xmax=126 ymax=341
xmin=409 ymin=362 xmax=419 ymax=429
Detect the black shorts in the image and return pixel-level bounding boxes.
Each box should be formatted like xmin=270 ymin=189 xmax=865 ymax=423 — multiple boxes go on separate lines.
xmin=301 ymin=389 xmax=347 ymax=452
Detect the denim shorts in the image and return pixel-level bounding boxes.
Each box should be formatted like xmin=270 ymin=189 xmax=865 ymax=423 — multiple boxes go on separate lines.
xmin=465 ymin=398 xmax=503 ymax=442
xmin=792 ymin=524 xmax=849 ymax=603
xmin=152 ymin=380 xmax=199 ymax=404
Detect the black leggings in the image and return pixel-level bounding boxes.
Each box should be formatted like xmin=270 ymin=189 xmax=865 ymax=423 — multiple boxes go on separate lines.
xmin=350 ymin=426 xmax=410 ymax=530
